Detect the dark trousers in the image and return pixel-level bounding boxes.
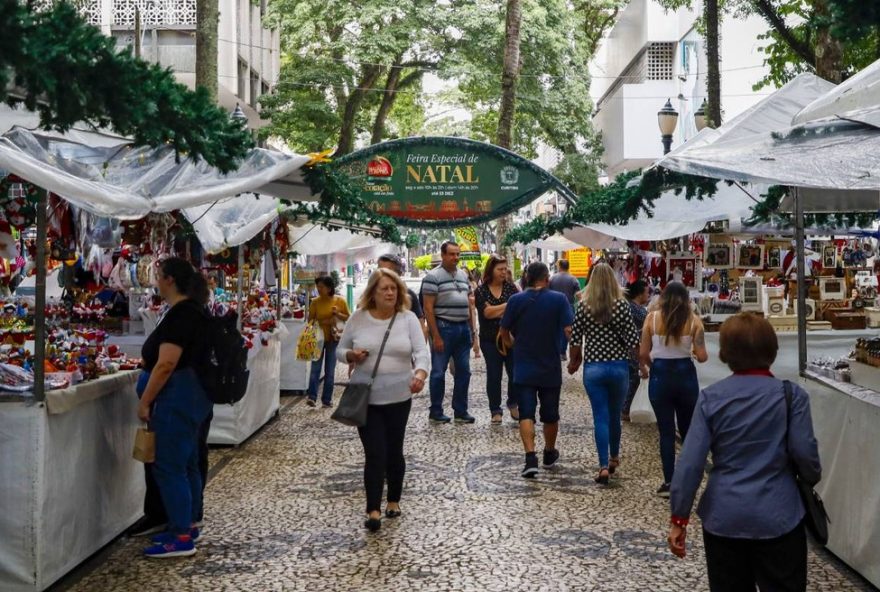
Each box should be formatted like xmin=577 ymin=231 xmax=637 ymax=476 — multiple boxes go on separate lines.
xmin=144 ymin=409 xmax=213 ymax=524
xmin=480 ymin=338 xmax=515 ymax=416
xmin=649 ymin=358 xmax=699 ymax=484
xmin=703 ymin=522 xmax=807 ymax=592
xmin=356 ymin=399 xmax=412 ymax=514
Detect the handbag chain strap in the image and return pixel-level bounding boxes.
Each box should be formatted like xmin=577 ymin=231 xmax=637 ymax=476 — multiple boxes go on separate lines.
xmin=368 ymin=312 xmax=398 ymax=383
xmin=782 ymin=380 xmax=802 ymax=480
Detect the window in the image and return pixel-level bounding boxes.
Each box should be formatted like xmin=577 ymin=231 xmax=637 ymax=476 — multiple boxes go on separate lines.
xmin=646 ymin=42 xmax=675 ymax=81
xmin=238 ymin=60 xmax=247 ymax=102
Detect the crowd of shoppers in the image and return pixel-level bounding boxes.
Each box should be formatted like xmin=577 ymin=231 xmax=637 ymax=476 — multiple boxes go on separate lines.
xmin=132 ymin=245 xmax=822 ymax=591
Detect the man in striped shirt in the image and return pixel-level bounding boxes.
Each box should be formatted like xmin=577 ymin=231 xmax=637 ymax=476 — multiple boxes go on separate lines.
xmin=422 ymin=241 xmax=478 ymax=424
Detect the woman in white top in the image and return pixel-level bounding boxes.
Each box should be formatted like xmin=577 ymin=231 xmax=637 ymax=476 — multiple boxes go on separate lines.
xmin=337 ymin=268 xmax=430 ymax=533
xmin=639 ymin=282 xmax=708 ymax=498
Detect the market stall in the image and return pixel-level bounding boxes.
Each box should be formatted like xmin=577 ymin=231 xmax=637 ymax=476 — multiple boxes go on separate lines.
xmin=0 ymin=119 xmax=313 ymax=591
xmin=655 ymin=63 xmax=880 ymax=588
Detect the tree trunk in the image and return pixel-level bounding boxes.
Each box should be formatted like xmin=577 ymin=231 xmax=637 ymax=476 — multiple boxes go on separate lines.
xmin=196 ymin=0 xmax=219 ymax=103
xmin=813 ymin=0 xmax=844 ymax=83
xmin=335 ymin=66 xmax=385 ymax=156
xmin=704 ymin=0 xmax=722 ymax=128
xmin=495 ymin=0 xmax=523 ymax=258
xmin=371 ymin=63 xmax=404 ymax=144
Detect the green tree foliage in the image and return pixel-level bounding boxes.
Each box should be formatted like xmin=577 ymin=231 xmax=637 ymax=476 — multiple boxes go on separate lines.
xmin=0 ymin=1 xmax=252 ymax=172
xmin=261 ymin=0 xmax=453 ymax=154
xmin=447 ymin=0 xmax=604 ymax=195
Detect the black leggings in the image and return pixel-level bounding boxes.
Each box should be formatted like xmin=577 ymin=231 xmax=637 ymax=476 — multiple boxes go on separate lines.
xmin=357 ymin=399 xmax=412 ymax=514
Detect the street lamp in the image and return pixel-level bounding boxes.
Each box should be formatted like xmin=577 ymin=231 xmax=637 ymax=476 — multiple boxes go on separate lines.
xmin=230 ymin=103 xmax=247 ymax=124
xmin=657 ymin=99 xmax=679 ymax=155
xmin=694 ymin=98 xmax=709 ymax=132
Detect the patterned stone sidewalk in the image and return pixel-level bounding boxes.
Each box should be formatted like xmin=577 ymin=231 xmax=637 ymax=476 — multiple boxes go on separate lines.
xmin=60 ymin=361 xmax=872 ymax=592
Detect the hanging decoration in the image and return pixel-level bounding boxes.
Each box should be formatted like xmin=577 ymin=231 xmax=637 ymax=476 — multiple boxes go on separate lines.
xmin=745 ymin=186 xmax=880 ymax=228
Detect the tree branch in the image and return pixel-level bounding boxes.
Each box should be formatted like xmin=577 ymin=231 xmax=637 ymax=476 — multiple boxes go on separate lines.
xmin=752 ymin=0 xmax=817 ymax=66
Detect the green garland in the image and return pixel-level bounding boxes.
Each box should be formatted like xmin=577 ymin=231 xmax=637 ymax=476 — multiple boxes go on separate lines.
xmin=503 ymin=168 xmax=722 ymax=246
xmin=280 ymin=164 xmax=403 ymax=244
xmin=2 ymin=2 xmax=252 ymax=173
xmin=745 ymin=185 xmax=879 ymax=228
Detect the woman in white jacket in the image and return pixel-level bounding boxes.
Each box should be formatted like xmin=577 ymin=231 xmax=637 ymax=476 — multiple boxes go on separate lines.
xmin=337 ymin=268 xmax=430 ymax=532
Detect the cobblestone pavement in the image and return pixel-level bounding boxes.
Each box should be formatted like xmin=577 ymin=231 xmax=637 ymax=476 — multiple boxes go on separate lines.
xmin=63 ymin=360 xmax=873 ymax=592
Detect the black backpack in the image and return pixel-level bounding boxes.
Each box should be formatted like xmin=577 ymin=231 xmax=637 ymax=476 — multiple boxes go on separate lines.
xmin=198 ymin=310 xmax=250 ymax=405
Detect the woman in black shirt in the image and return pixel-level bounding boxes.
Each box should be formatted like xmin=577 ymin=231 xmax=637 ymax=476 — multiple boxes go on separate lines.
xmin=475 ymin=255 xmax=519 ymax=424
xmin=137 ymin=258 xmax=212 ymax=559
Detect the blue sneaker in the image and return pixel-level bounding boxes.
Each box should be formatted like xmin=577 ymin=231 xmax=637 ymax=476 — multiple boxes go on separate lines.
xmin=143 ymin=537 xmax=196 ymax=558
xmin=150 ymin=527 xmax=200 ymax=544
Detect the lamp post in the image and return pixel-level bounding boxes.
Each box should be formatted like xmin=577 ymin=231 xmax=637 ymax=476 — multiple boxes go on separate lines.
xmin=694 ymin=98 xmax=709 ymax=132
xmin=657 ymin=99 xmax=679 ymax=155
xmin=230 ymin=103 xmax=247 ymax=123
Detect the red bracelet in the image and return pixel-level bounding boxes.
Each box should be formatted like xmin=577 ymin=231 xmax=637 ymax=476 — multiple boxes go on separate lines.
xmin=670 ymin=516 xmax=689 ymax=528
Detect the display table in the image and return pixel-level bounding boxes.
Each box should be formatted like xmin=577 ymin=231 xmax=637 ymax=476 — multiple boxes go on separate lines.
xmin=280 ymin=319 xmax=310 ymax=391
xmin=208 ymin=329 xmax=283 ymax=445
xmin=0 ymin=375 xmax=144 ymax=592
xmin=701 ymin=330 xmax=880 ymax=588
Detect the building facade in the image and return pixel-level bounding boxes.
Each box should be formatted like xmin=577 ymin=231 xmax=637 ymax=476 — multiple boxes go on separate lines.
xmin=34 ymin=0 xmax=279 ymax=129
xmin=590 ymin=0 xmax=773 ymax=177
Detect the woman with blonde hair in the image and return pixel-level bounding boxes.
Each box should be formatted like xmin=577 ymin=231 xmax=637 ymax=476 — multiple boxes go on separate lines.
xmin=640 ymin=281 xmax=708 ymax=497
xmin=568 ymin=262 xmax=640 ymax=485
xmin=336 ymin=268 xmax=430 ymax=532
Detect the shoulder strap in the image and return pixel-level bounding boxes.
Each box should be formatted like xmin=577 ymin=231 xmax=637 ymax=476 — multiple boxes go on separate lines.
xmin=783 ymin=380 xmax=797 ymax=473
xmin=369 ymin=312 xmax=398 ymax=382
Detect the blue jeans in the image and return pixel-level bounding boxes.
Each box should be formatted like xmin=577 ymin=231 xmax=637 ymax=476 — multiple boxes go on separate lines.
xmin=649 ymin=358 xmax=699 ymax=484
xmin=583 ymin=360 xmax=630 ymax=468
xmin=138 ymin=368 xmax=213 ymax=536
xmin=308 ymin=340 xmax=338 ymax=404
xmin=480 ymin=337 xmax=515 ymax=416
xmin=429 ymin=320 xmax=471 ymax=417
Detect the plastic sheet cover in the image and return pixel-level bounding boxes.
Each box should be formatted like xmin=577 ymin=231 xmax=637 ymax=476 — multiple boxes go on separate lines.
xmin=0 ymin=126 xmax=312 ymax=219
xmin=183 ymin=193 xmax=282 ymax=254
xmin=659 ymin=66 xmax=880 ymax=190
xmin=288 ymin=223 xmax=386 ymax=256
xmin=280 ymin=320 xmax=310 ymax=391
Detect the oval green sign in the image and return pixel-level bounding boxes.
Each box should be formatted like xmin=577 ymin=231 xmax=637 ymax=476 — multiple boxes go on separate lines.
xmin=333 ymin=137 xmax=565 ymax=228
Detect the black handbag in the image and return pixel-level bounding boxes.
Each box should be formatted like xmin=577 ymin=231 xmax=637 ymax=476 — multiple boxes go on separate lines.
xmin=331 ymin=312 xmax=397 ymax=427
xmin=783 ymin=380 xmax=830 ymax=545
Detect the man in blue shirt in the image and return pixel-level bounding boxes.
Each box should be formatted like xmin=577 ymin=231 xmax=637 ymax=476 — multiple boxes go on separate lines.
xmin=500 ymin=262 xmax=574 ymax=478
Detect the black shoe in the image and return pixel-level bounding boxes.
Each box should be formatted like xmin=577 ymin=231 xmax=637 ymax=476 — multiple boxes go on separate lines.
xmin=364 ymin=517 xmax=381 ymax=532
xmin=127 ymin=517 xmax=167 ymax=538
xmin=657 ymin=483 xmax=671 ymax=498
xmin=454 ymin=414 xmax=476 ymax=424
xmin=306 ymin=399 xmax=317 ymax=408
xmin=521 ymin=453 xmax=539 ymax=479
xmin=385 ymin=509 xmax=402 ymax=518
xmin=542 ymin=448 xmax=559 ymax=468
xmin=321 ymin=402 xmax=332 ymax=409
xmin=429 ymin=414 xmax=452 ymax=424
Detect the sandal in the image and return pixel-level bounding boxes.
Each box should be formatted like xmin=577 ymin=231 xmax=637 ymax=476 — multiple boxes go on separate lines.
xmin=385 ymin=509 xmax=402 ymax=518
xmin=595 ymin=468 xmax=610 ymax=485
xmin=609 ymin=457 xmax=620 ymax=475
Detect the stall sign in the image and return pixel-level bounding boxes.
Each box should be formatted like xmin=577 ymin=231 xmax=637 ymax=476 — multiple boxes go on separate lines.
xmin=334 ymin=137 xmax=567 ymax=228
xmin=567 ymin=248 xmax=592 ymax=278
xmin=454 ymin=227 xmax=481 ymax=261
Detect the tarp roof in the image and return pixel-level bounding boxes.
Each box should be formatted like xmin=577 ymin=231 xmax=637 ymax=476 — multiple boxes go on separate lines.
xmin=659 ymin=61 xmax=880 ymax=191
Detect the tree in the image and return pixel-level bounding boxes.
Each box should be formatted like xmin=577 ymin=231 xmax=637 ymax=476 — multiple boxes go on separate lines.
xmin=195 ymin=0 xmax=219 ymax=102
xmin=262 ymin=0 xmax=455 ymax=154
xmin=495 ymin=0 xmax=523 ymax=254
xmin=2 ymin=1 xmax=252 ymax=172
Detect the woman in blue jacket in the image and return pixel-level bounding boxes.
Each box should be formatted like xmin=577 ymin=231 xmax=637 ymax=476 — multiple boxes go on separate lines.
xmin=667 ymin=313 xmax=821 ymax=591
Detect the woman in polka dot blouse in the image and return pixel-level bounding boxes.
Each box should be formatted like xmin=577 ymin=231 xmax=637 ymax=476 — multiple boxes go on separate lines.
xmin=567 ymin=263 xmax=640 ymax=485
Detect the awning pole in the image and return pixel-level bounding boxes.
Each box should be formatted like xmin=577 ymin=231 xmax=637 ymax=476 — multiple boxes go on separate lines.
xmin=236 ymin=247 xmax=245 ymax=332
xmin=34 ymin=188 xmax=47 ymax=402
xmin=794 ymin=187 xmax=807 ymax=376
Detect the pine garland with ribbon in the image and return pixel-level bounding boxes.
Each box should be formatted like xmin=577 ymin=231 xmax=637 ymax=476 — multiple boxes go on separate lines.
xmin=503 ymin=168 xmax=722 ymax=246
xmin=1 ymin=1 xmax=252 ymax=173
xmin=280 ymin=164 xmax=403 ymax=244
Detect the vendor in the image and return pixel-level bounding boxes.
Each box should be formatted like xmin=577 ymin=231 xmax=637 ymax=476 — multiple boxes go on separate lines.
xmin=136 ymin=258 xmax=212 ymax=558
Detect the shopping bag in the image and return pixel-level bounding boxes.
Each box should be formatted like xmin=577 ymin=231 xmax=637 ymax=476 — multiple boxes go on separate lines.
xmin=296 ymin=322 xmax=324 ymax=361
xmin=630 ymin=381 xmax=656 ymax=424
xmin=132 ymin=426 xmax=156 ymax=463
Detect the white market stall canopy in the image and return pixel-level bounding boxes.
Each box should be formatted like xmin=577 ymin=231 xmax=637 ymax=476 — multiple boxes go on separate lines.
xmin=0 ymin=124 xmax=312 ymax=219
xmin=659 ymin=62 xmax=880 ymax=190
xmin=183 ymin=193 xmax=282 ymax=254
xmin=288 ymin=223 xmax=391 ymax=257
